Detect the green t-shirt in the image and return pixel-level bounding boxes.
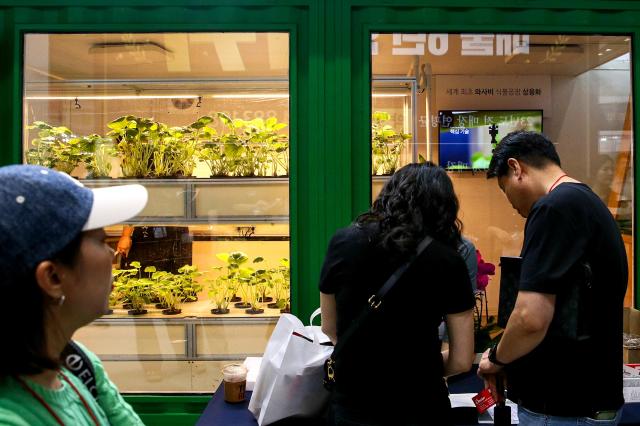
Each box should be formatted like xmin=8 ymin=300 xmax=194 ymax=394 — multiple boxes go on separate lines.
xmin=0 ymin=342 xmax=144 ymax=425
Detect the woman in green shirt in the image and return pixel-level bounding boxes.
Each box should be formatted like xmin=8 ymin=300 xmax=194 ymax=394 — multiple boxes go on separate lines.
xmin=0 ymin=165 xmax=148 ymax=425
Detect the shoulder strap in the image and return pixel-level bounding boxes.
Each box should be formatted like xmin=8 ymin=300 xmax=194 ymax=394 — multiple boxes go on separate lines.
xmin=330 ymin=235 xmax=434 ymax=361
xmin=61 ymin=341 xmax=98 ymax=400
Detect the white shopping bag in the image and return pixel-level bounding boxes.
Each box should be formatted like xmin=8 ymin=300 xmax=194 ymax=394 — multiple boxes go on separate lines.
xmin=249 ymin=308 xmax=333 ymax=425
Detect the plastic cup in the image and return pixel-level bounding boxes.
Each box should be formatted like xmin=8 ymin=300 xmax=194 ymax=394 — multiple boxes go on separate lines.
xmin=221 ymin=364 xmax=247 ymax=403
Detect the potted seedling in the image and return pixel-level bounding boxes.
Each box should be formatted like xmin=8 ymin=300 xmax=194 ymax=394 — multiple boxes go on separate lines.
xmin=246 ymin=265 xmax=270 ymax=315
xmin=194 ymin=116 xmax=228 ymax=177
xmin=153 ymin=271 xmax=183 ymax=315
xmin=114 ymin=261 xmax=150 ymax=314
xmin=143 ymin=266 xmax=164 ymax=306
xmin=80 ymin=134 xmax=116 ymax=179
xmin=26 ymin=121 xmax=83 ymax=175
xmin=112 ymin=264 xmax=141 ymax=309
xmin=208 ymin=275 xmax=232 ymax=315
xmin=245 ymin=116 xmax=289 ymax=177
xmin=268 ymin=258 xmax=291 ymax=312
xmin=371 ymin=111 xmax=412 ymax=176
xmin=121 ymin=278 xmax=151 ymax=315
xmin=108 ymin=115 xmax=159 ymax=178
xmin=217 ymin=113 xmax=248 ymax=177
xmin=176 ymin=264 xmax=203 ymax=302
xmin=153 ymin=125 xmax=199 ymax=178
xmin=216 ymin=251 xmax=251 ymax=306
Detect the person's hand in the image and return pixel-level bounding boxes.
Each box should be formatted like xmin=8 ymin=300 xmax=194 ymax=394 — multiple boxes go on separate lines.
xmin=477 ymin=348 xmax=505 ymax=402
xmin=116 ymin=235 xmax=132 ymax=258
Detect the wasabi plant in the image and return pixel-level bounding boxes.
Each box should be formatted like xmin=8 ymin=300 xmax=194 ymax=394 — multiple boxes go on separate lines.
xmin=176 ymin=264 xmax=203 ymax=302
xmin=208 ymin=275 xmax=232 ymax=314
xmin=79 ymin=134 xmax=116 ymax=178
xmin=108 ymin=115 xmax=159 ymax=177
xmin=26 ymin=121 xmax=83 ymax=174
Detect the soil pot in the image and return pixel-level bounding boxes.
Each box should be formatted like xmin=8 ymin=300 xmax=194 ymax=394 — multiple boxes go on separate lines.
xmin=122 ymin=303 xmax=133 ymax=310
xmin=234 ymin=302 xmax=251 ymax=309
xmin=267 ymin=302 xmax=280 ymax=309
xmin=230 ymin=295 xmax=242 ymax=303
xmin=162 ymin=308 xmax=182 ymax=315
xmin=211 ymin=308 xmax=230 ymax=315
xmin=155 ymin=303 xmax=168 ymax=309
xmin=258 ymin=296 xmax=273 ymax=303
xmin=246 ymin=308 xmax=265 ymax=315
xmin=127 ymin=309 xmax=148 ymax=316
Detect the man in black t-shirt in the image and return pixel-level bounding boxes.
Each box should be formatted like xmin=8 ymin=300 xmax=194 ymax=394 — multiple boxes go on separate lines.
xmin=478 ymin=131 xmax=627 ymax=425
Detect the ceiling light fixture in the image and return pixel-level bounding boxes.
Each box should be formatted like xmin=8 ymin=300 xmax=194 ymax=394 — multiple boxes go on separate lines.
xmin=372 ymin=93 xmax=409 ymax=97
xmin=25 ymin=94 xmax=200 ymax=100
xmin=211 ymin=93 xmax=289 ymax=99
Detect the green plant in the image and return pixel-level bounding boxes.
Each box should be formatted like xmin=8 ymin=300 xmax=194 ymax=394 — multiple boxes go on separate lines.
xmin=371 ymin=111 xmax=412 ymax=175
xmin=269 ymin=258 xmax=290 ymax=310
xmin=242 ymin=117 xmax=289 ymax=177
xmin=207 ymin=275 xmax=233 ymax=313
xmin=152 ymin=270 xmax=184 ymax=314
xmin=26 ymin=121 xmax=83 ymax=174
xmin=78 ymin=134 xmax=116 ymax=178
xmin=245 ymin=257 xmax=269 ymax=313
xmin=176 ymin=264 xmax=203 ymax=302
xmin=108 ymin=115 xmax=160 ymax=177
xmin=154 ymin=124 xmax=199 ymax=177
xmin=214 ymin=251 xmax=252 ymax=305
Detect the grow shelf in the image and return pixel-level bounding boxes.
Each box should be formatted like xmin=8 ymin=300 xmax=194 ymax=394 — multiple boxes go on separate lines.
xmin=83 ymin=177 xmax=290 ymax=224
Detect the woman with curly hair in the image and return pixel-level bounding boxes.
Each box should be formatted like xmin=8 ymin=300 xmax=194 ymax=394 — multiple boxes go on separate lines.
xmin=320 ymin=162 xmax=475 ymax=426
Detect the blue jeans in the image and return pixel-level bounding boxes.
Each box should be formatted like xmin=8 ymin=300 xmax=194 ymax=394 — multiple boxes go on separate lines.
xmin=518 ymin=405 xmax=622 ymax=425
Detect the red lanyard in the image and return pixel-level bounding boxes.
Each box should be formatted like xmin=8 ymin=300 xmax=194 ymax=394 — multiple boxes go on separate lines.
xmin=15 ymin=371 xmax=100 ymax=426
xmin=548 ymin=173 xmax=568 ymax=193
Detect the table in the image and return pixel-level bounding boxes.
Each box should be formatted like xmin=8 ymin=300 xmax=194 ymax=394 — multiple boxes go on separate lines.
xmin=196 ymin=369 xmax=640 ymax=425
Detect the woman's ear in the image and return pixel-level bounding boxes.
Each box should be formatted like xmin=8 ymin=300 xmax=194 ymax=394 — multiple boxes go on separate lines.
xmin=34 ymin=260 xmax=66 ymax=300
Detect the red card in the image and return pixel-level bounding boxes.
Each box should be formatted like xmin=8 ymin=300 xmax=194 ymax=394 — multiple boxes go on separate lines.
xmin=472 ymin=388 xmax=496 ymax=414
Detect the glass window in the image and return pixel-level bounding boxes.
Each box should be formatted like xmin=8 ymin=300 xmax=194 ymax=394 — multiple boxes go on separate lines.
xmin=23 ymin=32 xmax=290 ymax=392
xmin=371 ymin=33 xmax=634 ymax=316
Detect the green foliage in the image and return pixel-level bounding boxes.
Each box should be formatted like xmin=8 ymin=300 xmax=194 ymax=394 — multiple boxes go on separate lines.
xmin=26 ymin=121 xmax=83 ymax=173
xmin=78 ymin=134 xmax=116 ymax=178
xmin=108 ymin=116 xmax=159 ymax=178
xmin=371 ymin=111 xmax=412 ymax=175
xmin=209 ymin=252 xmax=290 ymax=312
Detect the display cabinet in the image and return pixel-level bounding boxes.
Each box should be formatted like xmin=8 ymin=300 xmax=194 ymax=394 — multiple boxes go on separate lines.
xmin=23 ymin=32 xmax=291 ymax=391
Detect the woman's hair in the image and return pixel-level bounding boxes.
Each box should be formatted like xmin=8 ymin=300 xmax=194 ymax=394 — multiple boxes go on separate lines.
xmin=357 ymin=162 xmax=462 ymax=253
xmin=0 ymin=233 xmax=83 ymax=380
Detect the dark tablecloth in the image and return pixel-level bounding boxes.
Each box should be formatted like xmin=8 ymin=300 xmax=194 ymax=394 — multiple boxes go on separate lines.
xmin=196 ymin=369 xmax=640 ymax=425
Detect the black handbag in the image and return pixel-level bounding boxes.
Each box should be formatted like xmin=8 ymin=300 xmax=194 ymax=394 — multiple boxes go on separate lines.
xmin=323 ymin=235 xmax=434 ymax=391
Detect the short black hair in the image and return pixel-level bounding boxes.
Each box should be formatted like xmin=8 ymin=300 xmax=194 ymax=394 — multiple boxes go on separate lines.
xmin=487 ymin=131 xmax=561 ymax=179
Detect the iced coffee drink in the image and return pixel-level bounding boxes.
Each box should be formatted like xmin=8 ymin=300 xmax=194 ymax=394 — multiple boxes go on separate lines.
xmin=221 ymin=364 xmax=247 ymax=403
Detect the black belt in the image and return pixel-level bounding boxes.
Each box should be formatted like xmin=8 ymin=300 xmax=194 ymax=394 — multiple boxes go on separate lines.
xmin=519 ymin=399 xmax=618 ymax=419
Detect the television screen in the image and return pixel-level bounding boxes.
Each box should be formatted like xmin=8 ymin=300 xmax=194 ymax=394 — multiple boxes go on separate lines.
xmin=438 ymin=110 xmax=543 ymax=170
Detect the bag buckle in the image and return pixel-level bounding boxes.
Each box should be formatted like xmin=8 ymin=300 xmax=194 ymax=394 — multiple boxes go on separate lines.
xmin=326 ymin=358 xmax=335 ymax=381
xmin=368 ymin=295 xmax=382 ymax=310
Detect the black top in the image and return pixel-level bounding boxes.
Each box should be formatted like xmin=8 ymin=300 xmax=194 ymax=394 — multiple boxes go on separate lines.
xmin=319 ymin=223 xmax=474 ymax=423
xmin=506 ymin=183 xmax=627 ymax=414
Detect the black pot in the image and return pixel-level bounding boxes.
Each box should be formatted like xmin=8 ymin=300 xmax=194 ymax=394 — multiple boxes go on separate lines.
xmin=211 ymin=308 xmax=230 ymax=315
xmin=246 ymin=308 xmax=265 ymax=315
xmin=162 ymin=308 xmax=182 ymax=315
xmin=127 ymin=309 xmax=148 ymax=316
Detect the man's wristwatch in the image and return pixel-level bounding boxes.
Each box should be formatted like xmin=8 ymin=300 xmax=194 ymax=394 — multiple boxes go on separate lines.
xmin=488 ymin=344 xmax=508 ymax=367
